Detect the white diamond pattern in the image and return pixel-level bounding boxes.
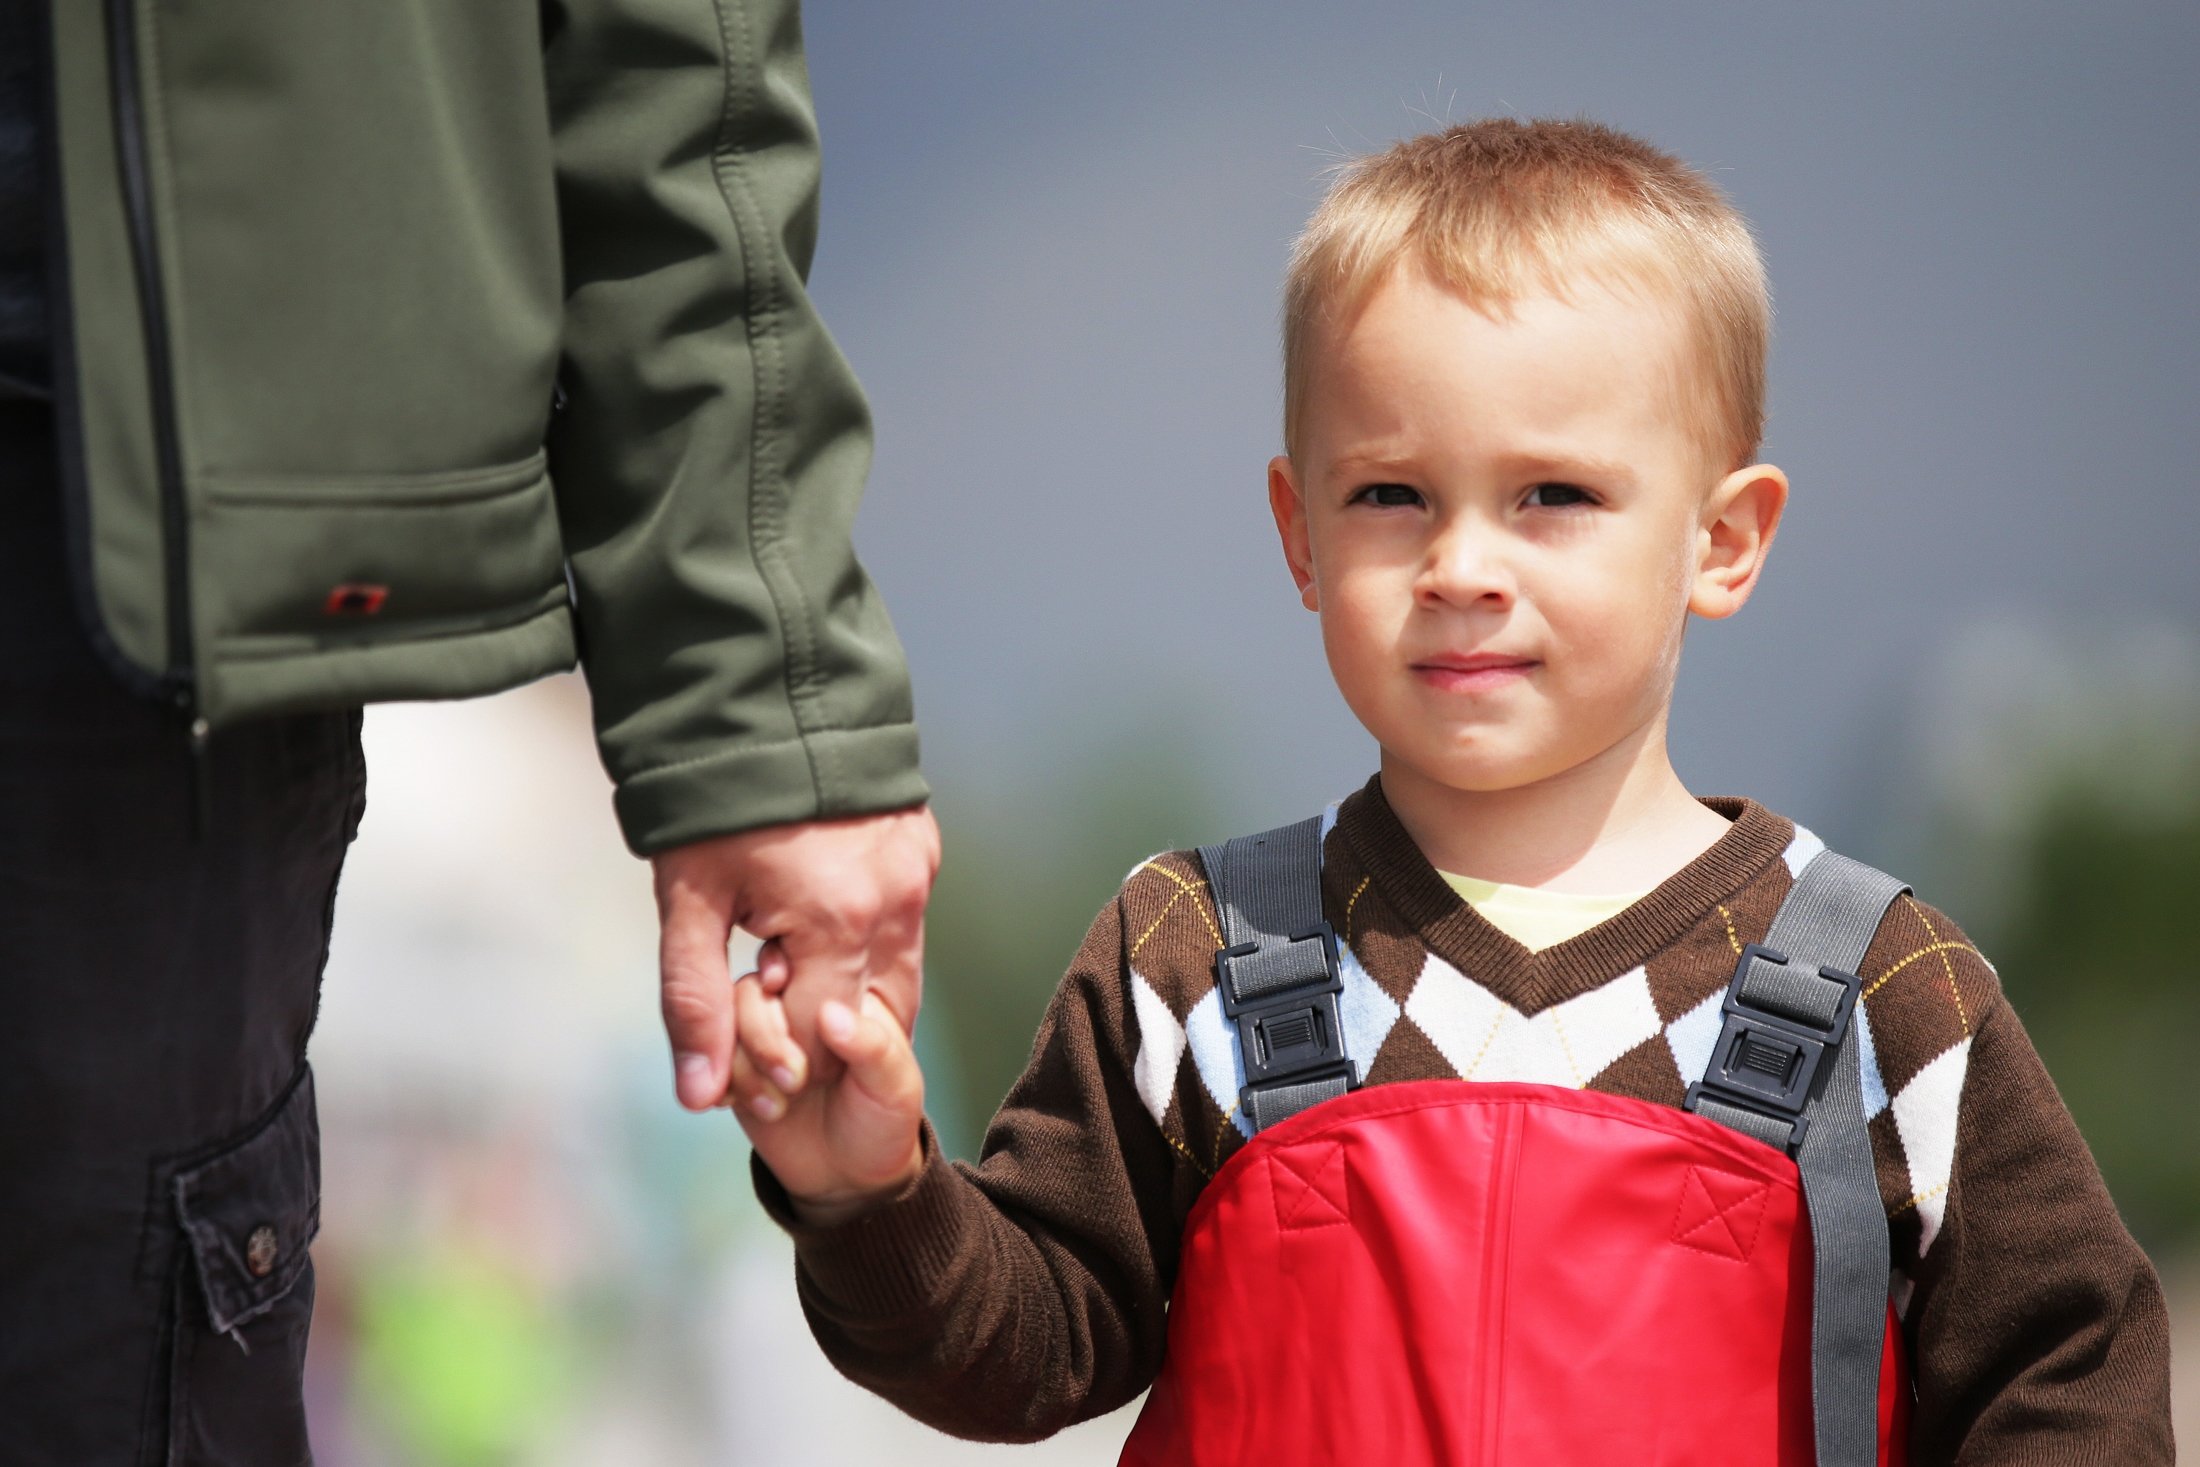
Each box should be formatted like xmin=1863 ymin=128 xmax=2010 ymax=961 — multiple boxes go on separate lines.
xmin=1664 ymin=986 xmax=1724 ymax=1086
xmin=1782 ymin=825 xmax=1826 ymax=878
xmin=1402 ymin=954 xmax=1661 ymax=1087
xmin=1184 ymin=986 xmax=1249 ymax=1136
xmin=1891 ymin=1037 xmax=1972 ymax=1256
xmin=1855 ymin=1000 xmax=1890 ymax=1122
xmin=1338 ymin=943 xmax=1401 ymax=1075
xmin=1400 ymin=954 xmax=1510 ymax=1077
xmin=1128 ymin=968 xmax=1189 ymax=1130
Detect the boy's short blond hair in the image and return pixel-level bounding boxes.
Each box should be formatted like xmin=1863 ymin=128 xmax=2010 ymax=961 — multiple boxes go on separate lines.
xmin=1283 ymin=118 xmax=1770 ymax=472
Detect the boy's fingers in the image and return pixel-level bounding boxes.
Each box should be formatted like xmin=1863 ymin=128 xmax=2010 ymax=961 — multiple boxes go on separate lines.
xmin=725 ymin=1028 xmax=788 ymax=1123
xmin=816 ymin=996 xmax=922 ymax=1113
xmin=734 ymin=971 xmax=807 ymax=1094
xmin=756 ymin=939 xmax=793 ymax=996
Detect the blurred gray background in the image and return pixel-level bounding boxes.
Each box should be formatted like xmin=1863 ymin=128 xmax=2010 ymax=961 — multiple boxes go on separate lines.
xmin=307 ymin=4 xmax=2199 ymax=1462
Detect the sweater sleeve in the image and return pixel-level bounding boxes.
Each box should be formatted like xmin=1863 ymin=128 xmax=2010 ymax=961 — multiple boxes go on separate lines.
xmin=1903 ymin=983 xmax=2174 ymax=1464
xmin=542 ymin=0 xmax=926 ymax=855
xmin=753 ymin=891 xmax=1182 ymax=1441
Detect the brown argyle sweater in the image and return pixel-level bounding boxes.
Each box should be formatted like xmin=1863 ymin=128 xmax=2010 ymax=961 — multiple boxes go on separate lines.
xmin=757 ymin=780 xmax=2173 ymax=1463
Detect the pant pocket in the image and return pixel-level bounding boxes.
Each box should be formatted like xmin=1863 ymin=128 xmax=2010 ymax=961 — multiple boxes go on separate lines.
xmin=164 ymin=1066 xmax=321 ymax=1467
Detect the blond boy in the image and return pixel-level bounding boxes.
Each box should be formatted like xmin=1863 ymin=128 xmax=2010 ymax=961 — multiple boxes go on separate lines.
xmin=726 ymin=120 xmax=2172 ymax=1462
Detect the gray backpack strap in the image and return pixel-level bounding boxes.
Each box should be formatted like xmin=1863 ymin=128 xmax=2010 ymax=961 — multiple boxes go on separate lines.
xmin=1198 ymin=817 xmax=1359 ymax=1134
xmin=1686 ymin=850 xmax=1910 ymax=1467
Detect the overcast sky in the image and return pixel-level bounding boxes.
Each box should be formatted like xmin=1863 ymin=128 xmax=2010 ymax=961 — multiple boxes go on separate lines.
xmin=793 ymin=1 xmax=2200 ymax=859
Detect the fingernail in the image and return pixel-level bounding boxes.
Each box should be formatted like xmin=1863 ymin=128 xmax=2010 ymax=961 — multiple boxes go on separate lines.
xmin=676 ymin=1054 xmax=710 ymax=1095
xmin=771 ymin=1066 xmax=799 ymax=1092
xmin=751 ymin=1092 xmax=784 ymax=1121
xmin=820 ymin=1002 xmax=854 ymax=1042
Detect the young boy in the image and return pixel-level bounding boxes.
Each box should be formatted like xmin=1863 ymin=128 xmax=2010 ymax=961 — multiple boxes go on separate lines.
xmin=725 ymin=120 xmax=2173 ymax=1462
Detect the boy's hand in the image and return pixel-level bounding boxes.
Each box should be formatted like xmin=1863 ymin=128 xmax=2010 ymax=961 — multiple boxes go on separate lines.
xmin=729 ymin=964 xmax=927 ymax=1228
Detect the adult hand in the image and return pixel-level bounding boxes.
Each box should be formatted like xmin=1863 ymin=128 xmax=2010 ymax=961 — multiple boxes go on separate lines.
xmin=649 ymin=805 xmax=940 ymax=1111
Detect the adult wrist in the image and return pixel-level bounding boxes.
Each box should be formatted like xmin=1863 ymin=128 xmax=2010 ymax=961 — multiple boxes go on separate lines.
xmin=616 ymin=725 xmax=929 ymax=856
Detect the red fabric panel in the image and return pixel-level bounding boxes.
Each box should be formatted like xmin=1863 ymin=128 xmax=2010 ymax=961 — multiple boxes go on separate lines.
xmin=1121 ymin=1080 xmax=1908 ymax=1467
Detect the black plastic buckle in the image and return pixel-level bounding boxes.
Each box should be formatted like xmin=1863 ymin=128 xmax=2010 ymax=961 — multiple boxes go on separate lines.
xmin=1216 ymin=923 xmax=1356 ymax=1089
xmin=1683 ymin=943 xmax=1863 ymax=1156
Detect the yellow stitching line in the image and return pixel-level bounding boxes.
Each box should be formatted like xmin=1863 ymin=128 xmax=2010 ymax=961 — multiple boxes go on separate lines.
xmin=1460 ymin=1008 xmax=1507 ymax=1080
xmin=1136 ymin=857 xmax=1235 ymax=1170
xmin=1891 ymin=1180 xmax=1950 ymax=1216
xmin=1860 ymin=942 xmax=1980 ymax=1001
xmin=1133 ymin=857 xmax=1196 ymax=893
xmin=1129 ymin=888 xmax=1193 ymax=958
xmin=1344 ymin=875 xmax=1372 ymax=946
xmin=1550 ymin=1009 xmax=1586 ymax=1087
xmin=1210 ymin=1102 xmax=1242 ymax=1169
xmin=1716 ymin=903 xmax=1742 ymax=957
xmin=1162 ymin=1127 xmax=1215 ymax=1180
xmin=1134 ymin=860 xmax=1225 ymax=949
xmin=1904 ymin=896 xmax=1972 ymax=1036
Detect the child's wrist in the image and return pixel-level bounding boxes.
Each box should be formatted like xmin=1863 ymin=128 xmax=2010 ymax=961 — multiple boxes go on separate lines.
xmin=787 ymin=1140 xmax=927 ymax=1228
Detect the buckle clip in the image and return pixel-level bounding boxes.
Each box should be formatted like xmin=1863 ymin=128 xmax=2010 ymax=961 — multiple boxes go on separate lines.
xmin=1683 ymin=942 xmax=1863 ymax=1156
xmin=1216 ymin=923 xmax=1355 ymax=1089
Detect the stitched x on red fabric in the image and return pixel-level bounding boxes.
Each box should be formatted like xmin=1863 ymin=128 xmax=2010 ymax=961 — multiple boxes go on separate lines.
xmin=1269 ymin=1141 xmax=1351 ymax=1229
xmin=1671 ymin=1163 xmax=1770 ymax=1261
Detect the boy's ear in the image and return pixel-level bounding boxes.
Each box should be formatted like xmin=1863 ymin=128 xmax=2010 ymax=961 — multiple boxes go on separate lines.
xmin=1690 ymin=462 xmax=1788 ymax=621
xmin=1267 ymin=456 xmax=1319 ymax=611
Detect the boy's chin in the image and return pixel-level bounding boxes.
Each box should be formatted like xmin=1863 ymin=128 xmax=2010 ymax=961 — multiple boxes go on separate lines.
xmin=1377 ymin=743 xmax=1560 ymax=798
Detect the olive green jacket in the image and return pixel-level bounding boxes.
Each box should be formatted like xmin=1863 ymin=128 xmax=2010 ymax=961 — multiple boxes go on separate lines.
xmin=44 ymin=0 xmax=925 ymax=853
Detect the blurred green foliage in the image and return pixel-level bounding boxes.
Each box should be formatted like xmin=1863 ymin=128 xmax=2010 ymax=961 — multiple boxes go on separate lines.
xmin=920 ymin=736 xmax=1224 ymax=1158
xmin=1971 ymin=792 xmax=2200 ymax=1253
xmin=355 ymin=1248 xmax=578 ymax=1467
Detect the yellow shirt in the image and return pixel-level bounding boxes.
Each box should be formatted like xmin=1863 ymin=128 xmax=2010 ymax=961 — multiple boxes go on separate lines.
xmin=1440 ymin=872 xmax=1651 ymax=953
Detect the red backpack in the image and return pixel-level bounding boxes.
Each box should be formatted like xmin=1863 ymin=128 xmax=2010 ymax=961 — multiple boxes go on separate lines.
xmin=1118 ymin=817 xmax=1912 ymax=1467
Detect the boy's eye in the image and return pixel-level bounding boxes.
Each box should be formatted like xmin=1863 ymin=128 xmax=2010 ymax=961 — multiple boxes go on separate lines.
xmin=1352 ymin=482 xmax=1424 ymax=508
xmin=1525 ymin=482 xmax=1595 ymax=508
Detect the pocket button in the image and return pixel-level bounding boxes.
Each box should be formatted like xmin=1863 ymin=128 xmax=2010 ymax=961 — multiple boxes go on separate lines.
xmin=245 ymin=1225 xmax=279 ymax=1279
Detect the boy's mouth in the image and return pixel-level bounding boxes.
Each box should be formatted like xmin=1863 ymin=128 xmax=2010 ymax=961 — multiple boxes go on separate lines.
xmin=1411 ymin=652 xmax=1538 ymax=693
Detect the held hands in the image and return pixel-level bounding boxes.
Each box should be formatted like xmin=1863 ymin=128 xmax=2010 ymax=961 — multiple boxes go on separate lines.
xmin=729 ymin=945 xmax=928 ymax=1226
xmin=649 ymin=805 xmax=940 ymax=1111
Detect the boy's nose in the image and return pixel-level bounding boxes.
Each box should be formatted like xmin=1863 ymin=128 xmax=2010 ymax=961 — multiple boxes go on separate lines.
xmin=1417 ymin=522 xmax=1517 ymax=610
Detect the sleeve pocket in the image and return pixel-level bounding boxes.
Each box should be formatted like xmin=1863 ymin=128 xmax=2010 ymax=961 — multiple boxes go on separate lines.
xmin=173 ymin=1066 xmax=321 ymax=1335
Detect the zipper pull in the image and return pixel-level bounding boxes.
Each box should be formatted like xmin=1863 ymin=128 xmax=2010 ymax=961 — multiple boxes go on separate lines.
xmin=186 ymin=713 xmax=212 ymax=839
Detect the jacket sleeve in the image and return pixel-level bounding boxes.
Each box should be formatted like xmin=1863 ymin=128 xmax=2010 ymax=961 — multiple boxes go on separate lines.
xmin=1903 ymin=974 xmax=2174 ymax=1463
xmin=752 ymin=894 xmax=1184 ymax=1442
xmin=541 ymin=0 xmax=925 ymax=855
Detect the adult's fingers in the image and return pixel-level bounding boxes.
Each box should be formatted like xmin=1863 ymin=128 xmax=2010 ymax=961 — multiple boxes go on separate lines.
xmin=657 ymin=886 xmax=737 ymax=1112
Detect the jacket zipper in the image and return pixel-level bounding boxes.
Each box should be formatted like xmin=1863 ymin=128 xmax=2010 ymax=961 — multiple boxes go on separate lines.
xmin=104 ymin=0 xmax=210 ymax=831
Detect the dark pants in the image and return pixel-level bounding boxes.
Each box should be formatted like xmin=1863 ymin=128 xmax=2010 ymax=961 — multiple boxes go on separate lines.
xmin=1 ymin=397 xmax=363 ymax=1465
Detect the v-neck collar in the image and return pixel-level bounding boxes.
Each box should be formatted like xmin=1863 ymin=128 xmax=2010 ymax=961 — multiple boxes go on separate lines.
xmin=1333 ymin=774 xmax=1794 ymax=1014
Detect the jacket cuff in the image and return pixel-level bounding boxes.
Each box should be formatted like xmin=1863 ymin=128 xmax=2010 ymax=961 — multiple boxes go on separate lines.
xmin=615 ymin=720 xmax=928 ymax=856
xmin=751 ymin=1122 xmax=973 ymax=1319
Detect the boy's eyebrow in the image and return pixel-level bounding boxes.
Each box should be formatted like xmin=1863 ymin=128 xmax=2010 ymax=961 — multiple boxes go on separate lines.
xmin=1496 ymin=449 xmax=1641 ymax=487
xmin=1327 ymin=449 xmax=1423 ymax=478
xmin=1326 ymin=447 xmax=1642 ymax=486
